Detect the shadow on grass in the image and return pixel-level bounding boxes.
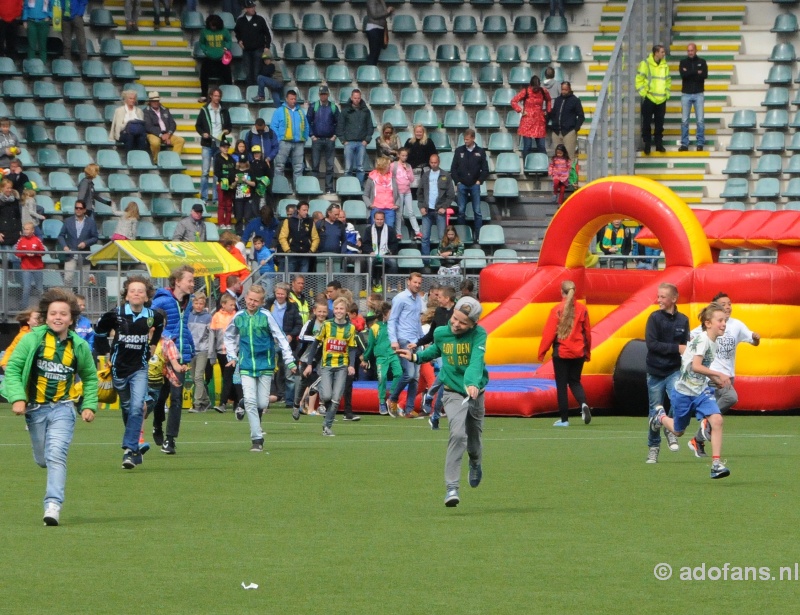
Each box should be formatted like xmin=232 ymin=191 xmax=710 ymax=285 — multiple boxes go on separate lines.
xmin=448 ymin=505 xmax=552 ymax=517
xmin=66 ymin=514 xmax=167 ymax=526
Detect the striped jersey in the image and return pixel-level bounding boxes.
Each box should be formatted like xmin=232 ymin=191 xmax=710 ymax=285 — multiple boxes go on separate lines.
xmin=32 ymin=330 xmax=77 ymax=404
xmin=315 ymin=320 xmax=357 ymax=368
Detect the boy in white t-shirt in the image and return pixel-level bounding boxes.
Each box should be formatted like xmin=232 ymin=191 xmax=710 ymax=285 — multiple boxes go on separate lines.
xmin=687 ymin=292 xmax=760 ymax=456
xmin=651 ymin=302 xmax=732 ymax=479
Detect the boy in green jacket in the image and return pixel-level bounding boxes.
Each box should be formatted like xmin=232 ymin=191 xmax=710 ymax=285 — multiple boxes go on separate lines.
xmin=361 ymin=301 xmax=403 ymax=416
xmin=397 ymin=297 xmax=489 ymax=508
xmin=2 ymin=288 xmax=99 ymax=526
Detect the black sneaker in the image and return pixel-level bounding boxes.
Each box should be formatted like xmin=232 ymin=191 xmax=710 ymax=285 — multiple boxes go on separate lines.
xmin=235 ymin=400 xmax=246 ymax=421
xmin=152 ymin=427 xmax=164 ymax=447
xmin=643 ymin=144 xmax=651 ymax=155
xmin=655 ymin=145 xmax=666 ymax=153
xmin=161 ymin=438 xmax=176 ymax=455
xmin=678 ymin=145 xmax=688 ymax=152
xmin=697 ymin=145 xmax=704 ymax=151
xmin=343 ymin=414 xmax=361 ymax=422
xmin=292 ymin=406 xmax=301 ymax=421
xmin=250 ymin=439 xmax=264 ymax=452
xmin=122 ymin=449 xmax=136 ymax=469
xmin=429 ymin=416 xmax=440 ymax=430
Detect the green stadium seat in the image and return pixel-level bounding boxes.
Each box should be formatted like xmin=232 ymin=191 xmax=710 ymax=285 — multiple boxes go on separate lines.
xmin=369 ymin=86 xmax=396 ymax=106
xmin=108 ymin=173 xmax=136 ymax=193
xmin=342 ymin=199 xmax=367 ymax=221
xmin=788 ymin=132 xmax=800 ymax=151
xmin=49 ymin=171 xmax=78 ymax=192
xmin=488 ymin=132 xmax=514 ymax=152
xmin=447 ymin=66 xmax=473 ymax=87
xmin=466 ymin=45 xmax=491 ymax=64
xmin=527 ymin=45 xmax=552 ymax=64
xmin=381 ymin=109 xmax=408 ymax=131
xmin=475 ymin=109 xmax=500 ymax=131
xmin=308 ymin=199 xmax=329 ymax=218
xmin=514 ymin=15 xmax=538 ymax=35
xmin=100 ymin=38 xmax=127 ymax=58
xmin=762 ymin=109 xmax=790 ymax=130
xmin=543 ymin=16 xmax=568 ymax=34
xmin=436 ymin=45 xmax=461 ymax=64
xmin=493 ymin=177 xmax=518 ymax=197
xmin=727 ymin=132 xmax=755 ymax=152
xmin=344 ymin=44 xmax=368 ymax=63
xmin=478 ymin=224 xmax=506 ymax=246
xmin=785 ymin=154 xmax=800 ymax=174
xmin=301 ymin=13 xmax=328 ymax=33
xmin=758 ymin=131 xmax=785 ymax=151
xmin=337 ymin=88 xmax=352 ymax=105
xmin=170 ymin=174 xmax=197 ymax=195
xmin=462 ymin=88 xmax=488 ymax=107
xmin=400 ymin=87 xmax=426 ymax=107
xmin=379 ymin=44 xmax=401 ymax=64
xmin=66 ymin=148 xmax=93 ymax=169
xmin=128 ymin=150 xmax=157 ymax=170
xmin=314 ymin=43 xmax=339 ymax=63
xmin=497 ymin=45 xmax=522 ymax=64
xmin=417 ymin=66 xmax=443 ymax=86
xmin=283 ymin=43 xmax=310 ymax=62
xmin=357 ymin=65 xmax=383 ymax=85
xmin=90 ymin=8 xmax=117 ymax=28
xmin=152 ymin=198 xmax=180 ymax=218
xmin=524 ymin=152 xmax=550 ymax=175
xmin=42 ymin=219 xmax=64 ymax=240
xmin=336 ymin=176 xmax=363 ymax=197
xmin=37 ymin=195 xmax=57 ymax=214
xmin=557 ymin=45 xmax=582 ymax=64
xmin=44 ymin=102 xmax=72 ymax=123
xmin=269 ymin=175 xmax=290 ymax=196
xmin=23 ymin=59 xmax=51 ymax=78
xmin=453 ymin=15 xmax=478 ymax=35
xmin=218 ymin=12 xmax=236 ymax=30
xmin=478 ymin=65 xmax=503 ymax=86
xmin=85 ymin=127 xmax=115 ymax=147
xmin=14 ymin=102 xmax=43 ymax=122
xmin=397 ymin=248 xmax=425 ymax=270
xmin=443 ymin=109 xmax=470 ymax=131
xmin=15 ymin=147 xmax=33 ymax=167
xmin=405 ymin=44 xmax=431 ymax=63
xmin=158 ymin=151 xmax=185 ymax=171
xmin=483 ymin=15 xmax=507 ymax=35
xmin=295 ymin=64 xmax=323 ymax=84
xmin=97 ymin=149 xmax=125 ymax=170
xmin=392 ymin=14 xmax=417 ymax=34
xmin=772 ymin=13 xmax=798 ymax=33
xmin=493 ymin=248 xmax=518 ymax=263
xmin=729 ymin=109 xmax=756 ymax=129
xmin=37 ymin=149 xmax=65 ymax=168
xmin=509 ymin=66 xmax=532 ymax=86
xmin=765 ymin=64 xmax=793 ymax=85
xmin=494 ymin=152 xmax=522 ymax=175
xmin=325 ymin=64 xmax=352 ymax=84
xmin=55 ymin=126 xmax=85 ymax=146
xmin=0 ymin=57 xmax=21 ymax=77
xmin=463 ymin=248 xmax=487 ymax=270
xmin=752 ymin=177 xmax=780 ymax=199
xmin=431 ymin=87 xmax=457 ymax=107
xmin=769 ymin=43 xmax=796 ymax=62
xmin=135 ymin=220 xmax=160 ymax=239
xmin=784 ymin=178 xmax=800 ymax=198
xmin=52 ymin=58 xmax=80 ymax=78
xmin=492 ymin=88 xmax=515 ymax=107
xmin=26 ymin=125 xmax=52 ymax=145
xmin=332 ymin=13 xmax=358 ymax=34
xmin=722 ymin=155 xmax=751 ymax=175
xmin=229 ymin=106 xmax=254 ymax=126
xmin=181 ymin=10 xmax=204 ymax=31
xmin=74 ymin=103 xmax=104 ymax=124
xmin=413 ymin=109 xmax=439 ymax=129
xmin=111 ymin=60 xmax=138 ymax=81
xmin=387 ymin=65 xmax=412 ymax=86
xmin=33 ymin=81 xmax=61 ymax=100
xmin=219 ymin=84 xmax=243 ymax=103
xmin=719 ymin=178 xmax=749 ymax=199
xmin=721 ymin=201 xmax=746 ymax=211
xmin=162 ymin=221 xmax=178 ymax=238
xmin=3 ymin=81 xmax=31 ymax=99
xmin=422 ymin=15 xmax=448 ymax=35
xmin=429 ymin=131 xmax=451 ymax=152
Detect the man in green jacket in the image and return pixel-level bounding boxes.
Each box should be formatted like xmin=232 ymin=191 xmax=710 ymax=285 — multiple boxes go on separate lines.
xmin=2 ymin=288 xmax=98 ymax=526
xmin=397 ymin=297 xmax=489 ymax=508
xmin=636 ymin=44 xmax=672 ymax=155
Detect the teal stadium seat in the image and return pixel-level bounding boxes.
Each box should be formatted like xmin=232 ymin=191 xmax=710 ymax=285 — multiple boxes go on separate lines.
xmin=478 ymin=225 xmax=506 ymax=246
xmin=492 ymin=88 xmax=515 ymax=107
xmin=219 ymin=12 xmax=236 ymax=30
xmin=283 ymin=43 xmax=309 ymax=62
xmin=453 ymin=15 xmax=478 ymax=35
xmin=74 ymin=103 xmax=104 ymax=124
xmin=478 ymin=66 xmax=503 ymax=86
xmin=369 ymin=87 xmax=396 ymax=106
xmin=343 ymin=200 xmax=368 ymax=221
xmin=120 ymin=196 xmax=150 ymax=216
xmin=136 ymin=220 xmax=160 ymax=239
xmin=405 ymin=44 xmax=431 ymax=63
xmin=111 ymin=60 xmax=138 ymax=81
xmin=27 ymin=125 xmax=52 ymax=145
xmin=49 ymin=171 xmax=78 ymax=192
xmin=387 ymin=65 xmax=412 ymax=86
xmin=417 ymin=66 xmax=443 ymax=86
xmin=33 ymin=81 xmax=60 ymax=100
xmin=220 ymin=84 xmax=243 ymax=103
xmin=722 ymin=201 xmax=746 ymax=211
xmin=772 ymin=13 xmax=798 ymax=33
xmin=88 ymin=82 xmax=115 ymax=102
xmin=557 ymin=45 xmax=582 ymax=64
xmin=413 ymin=109 xmax=439 ymax=129
xmin=52 ymin=58 xmax=80 ymax=78
xmin=344 ymin=44 xmax=368 ymax=63
xmin=752 ymin=177 xmax=780 ymax=199
xmin=97 ymin=149 xmax=126 ymax=170
xmin=44 ymin=102 xmax=72 ymax=123
xmin=397 ymin=248 xmax=424 ymax=270
xmin=331 ymin=14 xmax=357 ymax=34
xmin=336 ymin=176 xmax=363 ymax=197
xmin=170 ymin=174 xmax=197 ymax=195
xmin=462 ymin=88 xmax=488 ymax=107
xmin=493 ymin=177 xmax=519 ymax=197
xmin=37 ymin=149 xmax=65 ymax=168
xmin=23 ymin=59 xmax=50 ymax=77
xmin=128 ymin=150 xmax=156 ymax=170
xmin=758 ymin=131 xmax=785 ymax=152
xmin=509 ymin=66 xmax=532 ymax=86
xmin=729 ymin=109 xmax=756 ymax=129
xmin=158 ymin=151 xmax=185 ymax=171
xmin=524 ymin=152 xmax=550 ymax=175
xmin=152 ymin=198 xmax=180 ymax=217
xmin=42 ymin=219 xmax=64 ymax=240
xmin=3 ymin=81 xmax=31 ymax=99
xmin=100 ymin=39 xmax=127 ymax=58
xmin=727 ymin=132 xmax=755 ymax=152
xmin=783 ymin=178 xmax=800 ymax=198
xmin=400 ymin=87 xmax=427 ymax=107
xmin=719 ymin=178 xmax=749 ymax=199
xmin=325 ymin=64 xmax=352 ymax=84
xmin=722 ymin=155 xmax=751 ymax=175
xmin=788 ymin=132 xmax=800 ymax=151
xmin=475 ymin=109 xmax=500 ymax=131
xmin=761 ymin=109 xmax=789 ymax=130
xmin=181 ymin=11 xmax=205 ymax=32
xmin=483 ymin=15 xmax=507 ymax=35
xmin=356 ymin=65 xmax=383 ymax=85
xmin=494 ymin=153 xmax=522 ymax=175
xmin=448 ymin=66 xmax=473 ymax=87
xmin=314 ymin=44 xmax=339 ymax=63
xmin=785 ymin=154 xmax=800 ymax=174
xmin=543 ymin=16 xmax=568 ymax=34
xmin=422 ymin=15 xmax=448 ymax=35
xmin=527 ymin=45 xmax=552 ymax=64
xmin=109 ymin=173 xmax=136 ymax=193
xmin=444 ymin=109 xmax=470 ymax=131
xmin=90 ymin=8 xmax=117 ymax=29
xmin=181 ymin=198 xmax=206 ymax=216
xmin=753 ymin=201 xmax=778 ymax=211
xmin=431 ymin=88 xmax=457 ymax=107
xmin=769 ymin=43 xmax=796 ymax=62
xmin=765 ymin=64 xmax=793 ymax=85
xmin=85 ymin=127 xmax=115 ymax=147
xmin=379 ymin=44 xmax=401 ymax=64
xmin=297 ymin=176 xmax=323 ymax=197
xmin=123 ymin=82 xmax=147 ymax=100
xmin=463 ymin=248 xmax=487 ymax=270
xmin=429 ymin=131 xmax=451 ymax=152
xmin=497 ymin=45 xmax=522 ymax=64
xmin=0 ymin=57 xmax=21 ymax=77
xmin=15 ymin=102 xmax=43 ymax=122
xmin=436 ymin=45 xmax=461 ymax=64
xmin=514 ymin=16 xmax=538 ymax=35
xmin=66 ymin=149 xmax=93 ymax=169
xmin=301 ymin=13 xmax=328 ymax=33
xmin=493 ymin=248 xmax=519 ymax=263
xmin=393 ymin=14 xmax=417 ymax=34
xmin=229 ymin=106 xmax=254 ymax=127
xmin=466 ymin=45 xmax=491 ymax=65
xmin=295 ymin=64 xmax=323 ymax=84
xmin=55 ymin=126 xmax=85 ymax=146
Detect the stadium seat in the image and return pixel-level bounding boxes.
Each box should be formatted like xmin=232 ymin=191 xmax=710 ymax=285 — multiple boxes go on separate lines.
xmin=0 ymin=57 xmax=21 ymax=77
xmin=181 ymin=198 xmax=206 ymax=216
xmin=488 ymin=132 xmax=514 ymax=152
xmin=49 ymin=171 xmax=78 ymax=192
xmin=229 ymin=106 xmax=254 ymax=127
xmin=107 ymin=173 xmax=135 ymax=193
xmin=478 ymin=65 xmax=503 ymax=86
xmin=170 ymin=174 xmax=197 ymax=195
xmin=443 ymin=109 xmax=470 ymax=131
xmin=497 ymin=45 xmax=522 ymax=65
xmin=219 ymin=84 xmax=243 ymax=103
xmin=336 ymin=176 xmax=363 ymax=197
xmin=785 ymin=154 xmax=800 ymax=175
xmin=295 ymin=64 xmax=323 ymax=84
xmin=308 ymin=199 xmax=329 ymax=218
xmin=66 ymin=148 xmax=93 ymax=169
xmin=158 ymin=151 xmax=185 ymax=171
xmin=784 ymin=178 xmax=800 ymax=198
xmin=37 ymin=149 xmax=65 ymax=168
xmin=90 ymin=8 xmax=117 ymax=28
xmin=400 ymin=87 xmax=426 ymax=107
xmin=527 ymin=45 xmax=552 ymax=64
xmin=283 ymin=42 xmax=310 ymax=62
xmin=122 ymin=82 xmax=147 ymax=101
xmin=462 ymin=88 xmax=488 ymax=107
xmin=422 ymin=15 xmax=448 ymax=35
xmin=343 ymin=200 xmax=368 ymax=221
xmin=269 ymin=175 xmax=290 ymax=196
xmin=135 ymin=220 xmax=160 ymax=239
xmin=727 ymin=132 xmax=755 ymax=152
xmin=766 ymin=64 xmax=793 ymax=86
xmin=325 ymin=64 xmax=352 ymax=84
xmin=314 ymin=43 xmax=339 ymax=63
xmin=453 ymin=15 xmax=478 ymax=35
xmin=26 ymin=125 xmax=51 ymax=145
xmin=792 ymin=111 xmax=800 ymax=129
xmin=387 ymin=65 xmax=412 ymax=86
xmin=152 ymin=198 xmax=180 ymax=218
xmin=719 ymin=178 xmax=749 ymax=199
xmin=32 ymin=81 xmax=61 ymax=101
xmin=120 ymin=196 xmax=150 ymax=216
xmin=493 ymin=248 xmax=518 ymax=263
xmin=417 ymin=66 xmax=443 ymax=87
xmin=3 ymin=81 xmax=31 ymax=99
xmin=436 ymin=45 xmax=461 ymax=64
xmin=507 ymin=66 xmax=532 ymax=87
xmin=431 ymin=87 xmax=457 ymax=107
xmin=23 ymin=59 xmax=50 ymax=78
xmin=405 ymin=44 xmax=431 ymax=63
xmin=722 ymin=155 xmax=751 ymax=175
xmin=128 ymin=150 xmax=157 ymax=171
xmin=557 ymin=45 xmax=582 ymax=64
xmin=729 ymin=109 xmax=757 ymax=129
xmin=772 ymin=13 xmax=798 ymax=33
xmin=96 ymin=150 xmax=125 ymax=172
xmin=505 ymin=109 xmax=520 ymax=129
xmin=74 ymin=103 xmax=104 ymax=124
xmin=758 ymin=131 xmax=785 ymax=151
xmin=514 ymin=15 xmax=538 ymax=35
xmin=85 ymin=127 xmax=115 ymax=147
xmin=43 ymin=102 xmax=72 ymax=123
xmin=475 ymin=109 xmax=501 ymax=132
xmin=397 ymin=248 xmax=425 ymax=270
xmin=463 ymin=248 xmax=488 ymax=270
xmin=466 ymin=45 xmax=491 ymax=65
xmin=495 ymin=153 xmax=522 ymax=175
xmin=524 ymin=152 xmax=550 ymax=175
xmin=543 ymin=16 xmax=568 ymax=34
xmin=722 ymin=201 xmax=746 ymax=211
xmin=301 ymin=13 xmax=328 ymax=33
xmin=413 ymin=109 xmax=439 ymax=129
xmin=762 ymin=109 xmax=790 ymax=130
xmin=392 ymin=14 xmax=418 ymax=34
xmin=55 ymin=126 xmax=85 ymax=146
xmin=483 ymin=15 xmax=508 ymax=35
xmin=356 ymin=65 xmax=383 ymax=85
xmin=331 ymin=13 xmax=358 ymax=34
xmin=14 ymin=102 xmax=43 ymax=122
xmin=379 ymin=44 xmax=401 ymax=64
xmin=493 ymin=177 xmax=519 ymax=197
xmin=42 ymin=219 xmax=64 ymax=240
xmin=218 ymin=12 xmax=236 ymax=30
xmin=753 ymin=201 xmax=778 ymax=211
xmin=492 ymin=88 xmax=515 ymax=107
xmin=380 ymin=110 xmax=407 ymax=131
xmin=111 ymin=60 xmax=138 ymax=81
xmin=788 ymin=132 xmax=800 ymax=151
xmin=752 ymin=177 xmax=780 ymax=199
xmin=429 ymin=131 xmax=451 ymax=152
xmin=99 ymin=38 xmax=126 ymax=59
xmin=162 ymin=221 xmax=178 ymax=238
xmin=52 ymin=58 xmax=80 ymax=79
xmin=277 ymin=199 xmax=299 ymax=217
xmin=448 ymin=66 xmax=473 ymax=87
xmin=344 ymin=44 xmax=368 ymax=63
xmin=785 ymin=202 xmax=800 ymax=211
xmin=478 ymin=224 xmax=506 ymax=246
xmin=769 ymin=43 xmax=796 ymax=62
xmin=369 ymin=86 xmax=396 ymax=106
xmin=181 ymin=10 xmax=204 ymax=32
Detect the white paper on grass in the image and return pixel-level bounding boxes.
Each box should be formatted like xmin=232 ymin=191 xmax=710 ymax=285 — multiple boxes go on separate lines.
xmin=241 ymin=582 xmax=259 ymax=590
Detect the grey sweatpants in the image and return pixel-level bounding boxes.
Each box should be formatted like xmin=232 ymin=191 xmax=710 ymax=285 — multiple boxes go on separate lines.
xmin=443 ymin=390 xmax=485 ymax=490
xmin=320 ymin=366 xmax=348 ymax=429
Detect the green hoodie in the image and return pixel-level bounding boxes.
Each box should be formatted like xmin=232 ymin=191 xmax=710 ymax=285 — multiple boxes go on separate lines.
xmin=415 ymin=324 xmax=489 ymax=393
xmin=362 ymin=320 xmax=394 ymax=363
xmin=199 ymin=28 xmax=232 ymax=61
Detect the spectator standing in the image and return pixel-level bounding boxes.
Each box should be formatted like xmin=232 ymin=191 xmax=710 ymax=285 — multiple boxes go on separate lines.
xmin=187 ymin=292 xmax=214 ymax=414
xmin=376 ymin=123 xmax=400 ymax=162
xmin=214 ymin=139 xmax=236 ymax=230
xmin=15 ymin=222 xmax=45 ymax=307
xmin=0 ymin=118 xmax=19 ymax=170
xmin=74 ymin=293 xmax=94 ymax=352
xmin=549 ymin=81 xmax=585 ymax=162
xmin=110 ymin=90 xmax=148 ymax=153
xmin=195 ymin=87 xmax=232 ymax=203
xmin=337 ymin=89 xmax=374 ymax=186
xmin=270 ymin=90 xmax=309 ymax=191
xmin=365 ymin=0 xmax=393 ymax=66
xmin=243 ymin=118 xmax=279 ymax=167
xmin=387 ymin=272 xmax=424 ymax=417
xmin=110 ymin=201 xmax=140 ymax=240
xmin=23 ymin=0 xmax=51 ymax=62
xmin=57 ymin=200 xmax=98 ymax=288
xmin=542 ymin=67 xmax=560 ymax=102
xmin=7 ymin=159 xmax=28 ymax=194
xmin=19 ymin=182 xmax=44 ymax=237
xmin=278 ymin=201 xmax=319 ymax=273
xmin=391 ymin=148 xmax=419 ymax=240
xmin=0 ymin=0 xmax=22 ymax=58
xmin=61 ymin=0 xmax=88 ymax=64
xmin=77 ymin=163 xmax=113 ymax=216
xmin=251 ymin=50 xmax=283 ymax=106
xmin=288 ymin=274 xmax=312 ymax=325
xmin=124 ymin=0 xmax=140 ymax=32
xmin=636 ymin=44 xmax=671 ymax=155
xmin=306 ymin=85 xmax=339 ymax=194
xmin=451 ymin=129 xmax=489 ymax=237
xmin=405 ymin=125 xmax=438 ymax=190
xmin=232 ymin=158 xmax=256 ymax=234
xmin=234 ymin=0 xmax=270 ymax=87
xmin=143 ymin=91 xmax=185 ymax=164
xmin=550 ymin=0 xmax=565 ymax=18
xmin=679 ymin=43 xmax=708 ymax=152
xmin=197 ymin=14 xmax=233 ymax=102
xmin=418 ymin=153 xmax=455 ymax=270
xmin=315 ymin=203 xmax=348 ymax=255
xmin=363 ymin=156 xmax=400 ymax=230
xmin=153 ymin=0 xmax=171 ymax=30
xmin=265 ymin=281 xmax=303 ymax=406
xmin=243 ymin=203 xmax=279 ymax=249
xmin=511 ymin=76 xmax=552 ymax=159
xmin=171 ymin=203 xmax=207 ymax=242
xmin=211 ymin=293 xmax=241 ymax=413
xmin=0 ymin=178 xmax=22 ymax=252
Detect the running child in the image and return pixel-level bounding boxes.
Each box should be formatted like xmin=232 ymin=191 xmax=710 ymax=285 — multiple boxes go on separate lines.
xmin=397 ymin=297 xmax=489 ymax=507
xmin=2 ymin=288 xmax=98 ymax=526
xmin=224 ymin=284 xmax=296 ymax=451
xmin=650 ymin=302 xmax=732 ymax=479
xmin=292 ymin=301 xmax=329 ymax=419
xmin=362 ymin=301 xmax=403 ymax=416
xmin=210 ymin=293 xmax=242 ymax=413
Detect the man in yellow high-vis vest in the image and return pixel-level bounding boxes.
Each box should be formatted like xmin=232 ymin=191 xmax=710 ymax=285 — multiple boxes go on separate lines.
xmin=636 ymin=44 xmax=672 ymax=155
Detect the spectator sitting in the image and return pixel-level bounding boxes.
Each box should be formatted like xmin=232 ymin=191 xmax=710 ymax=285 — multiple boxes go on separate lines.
xmin=110 ymin=201 xmax=140 ymax=240
xmin=436 ymin=225 xmax=465 ymax=280
xmin=251 ymin=50 xmax=283 ymax=106
xmin=0 ymin=117 xmax=20 ymax=170
xmin=77 ymin=163 xmax=113 ymax=217
xmin=376 ymin=122 xmax=400 ymax=162
xmin=172 ymin=203 xmax=207 ymax=242
xmin=143 ymin=91 xmax=185 ymax=164
xmin=110 ymin=90 xmax=148 ymax=153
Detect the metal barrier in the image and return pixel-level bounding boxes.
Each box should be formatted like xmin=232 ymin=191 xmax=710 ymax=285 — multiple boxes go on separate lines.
xmin=586 ymin=0 xmax=674 ymax=182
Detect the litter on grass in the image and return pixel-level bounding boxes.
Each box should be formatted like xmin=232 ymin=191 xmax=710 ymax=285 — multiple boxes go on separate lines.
xmin=241 ymin=582 xmax=258 ymax=590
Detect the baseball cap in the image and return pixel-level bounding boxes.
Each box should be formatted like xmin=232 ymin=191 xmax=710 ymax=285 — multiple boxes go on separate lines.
xmin=219 ymin=139 xmax=230 ymax=148
xmin=454 ymin=297 xmax=482 ymax=324
xmin=191 ymin=203 xmax=204 ymax=213
xmin=244 ymin=0 xmax=256 ymax=7
xmin=319 ymin=85 xmax=329 ymax=95
xmin=251 ymin=145 xmax=262 ymax=153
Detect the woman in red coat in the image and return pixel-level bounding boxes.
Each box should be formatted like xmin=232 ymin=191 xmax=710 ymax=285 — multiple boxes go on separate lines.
xmin=511 ymin=76 xmax=552 ymax=162
xmin=0 ymin=0 xmax=22 ymax=58
xmin=538 ymin=280 xmax=592 ymax=427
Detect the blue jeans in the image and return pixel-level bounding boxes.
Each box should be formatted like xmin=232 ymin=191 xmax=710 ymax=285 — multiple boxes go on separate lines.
xmin=646 ymin=371 xmax=679 ymax=447
xmin=21 ymin=269 xmax=44 ymax=307
xmin=311 ymin=137 xmax=336 ymax=191
xmin=681 ymin=93 xmax=705 ymax=147
xmin=25 ymin=401 xmax=77 ymax=506
xmin=456 ymin=183 xmax=482 ymax=236
xmin=114 ymin=369 xmax=149 ymax=452
xmin=391 ymin=339 xmax=420 ymax=412
xmin=343 ymin=141 xmax=366 ymax=185
xmin=522 ymin=136 xmax=546 ymax=160
xmin=274 ymin=141 xmax=305 ymax=189
xmin=257 ymin=75 xmax=283 ymax=106
xmin=370 ymin=208 xmax=396 ymax=230
xmin=200 ymin=144 xmax=217 ymax=201
xmin=288 ymin=255 xmax=311 ymax=273
xmin=424 ymin=375 xmax=445 ymax=419
xmin=550 ymin=0 xmax=565 ymax=17
xmin=421 ymin=209 xmax=446 ymax=265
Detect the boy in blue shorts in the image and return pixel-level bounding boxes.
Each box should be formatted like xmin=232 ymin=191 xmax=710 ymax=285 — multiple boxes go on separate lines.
xmin=651 ymin=302 xmax=731 ymax=479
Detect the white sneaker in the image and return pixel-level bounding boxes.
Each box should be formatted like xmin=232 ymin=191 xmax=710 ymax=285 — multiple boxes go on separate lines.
xmin=43 ymin=502 xmax=61 ymax=526
xmin=665 ymin=428 xmax=680 ymax=452
xmin=646 ymin=446 xmax=659 ymax=464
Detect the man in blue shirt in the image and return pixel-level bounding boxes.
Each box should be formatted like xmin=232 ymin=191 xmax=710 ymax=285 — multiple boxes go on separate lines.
xmin=307 ymin=85 xmax=339 ymax=194
xmin=417 ymin=154 xmax=455 ymax=270
xmin=387 ymin=272 xmax=424 ymax=417
xmin=270 ymin=90 xmax=309 ymax=192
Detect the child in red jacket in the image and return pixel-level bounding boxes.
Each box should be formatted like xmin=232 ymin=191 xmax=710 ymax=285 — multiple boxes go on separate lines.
xmin=15 ymin=222 xmax=45 ymax=308
xmin=549 ymin=144 xmax=571 ymax=205
xmin=538 ymin=279 xmax=592 ymax=427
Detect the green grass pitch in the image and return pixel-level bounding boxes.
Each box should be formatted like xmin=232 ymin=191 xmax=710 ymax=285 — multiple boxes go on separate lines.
xmin=3 ymin=408 xmax=800 ymax=613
